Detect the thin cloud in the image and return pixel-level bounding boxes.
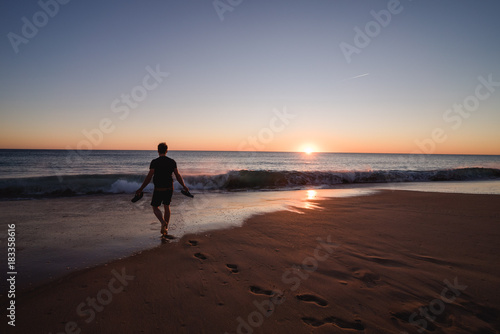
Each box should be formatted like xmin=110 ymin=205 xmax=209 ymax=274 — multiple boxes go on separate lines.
xmin=341 ymin=73 xmax=370 ymax=82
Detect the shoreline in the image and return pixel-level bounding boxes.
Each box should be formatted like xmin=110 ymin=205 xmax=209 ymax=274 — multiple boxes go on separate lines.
xmin=5 ymin=190 xmax=500 ymax=333
xmin=1 ymin=182 xmax=499 ymax=291
xmin=0 ymin=188 xmax=377 ymax=292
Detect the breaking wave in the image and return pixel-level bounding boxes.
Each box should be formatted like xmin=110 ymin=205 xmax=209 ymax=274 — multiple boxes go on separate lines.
xmin=1 ymin=167 xmax=499 ymax=199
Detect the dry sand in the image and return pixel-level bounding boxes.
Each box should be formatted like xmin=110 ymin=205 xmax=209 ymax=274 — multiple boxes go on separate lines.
xmin=5 ymin=190 xmax=500 ymax=333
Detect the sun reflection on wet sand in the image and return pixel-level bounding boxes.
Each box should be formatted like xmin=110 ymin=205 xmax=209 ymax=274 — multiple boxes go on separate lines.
xmin=301 ymin=190 xmax=320 ymax=210
xmin=306 ymin=189 xmax=317 ymax=200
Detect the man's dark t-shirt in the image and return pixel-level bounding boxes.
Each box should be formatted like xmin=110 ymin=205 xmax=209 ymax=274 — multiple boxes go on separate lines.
xmin=149 ymin=156 xmax=177 ymax=188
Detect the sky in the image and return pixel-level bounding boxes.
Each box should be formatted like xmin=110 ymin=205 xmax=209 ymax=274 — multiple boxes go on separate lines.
xmin=1 ymin=0 xmax=499 ymax=154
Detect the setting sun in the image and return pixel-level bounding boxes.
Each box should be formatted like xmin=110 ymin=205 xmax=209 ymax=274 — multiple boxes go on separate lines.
xmin=298 ymin=143 xmax=318 ymax=155
xmin=303 ymin=147 xmax=314 ymax=155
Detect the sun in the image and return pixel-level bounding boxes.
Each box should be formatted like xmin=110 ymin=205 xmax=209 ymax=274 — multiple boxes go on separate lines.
xmin=299 ymin=143 xmax=318 ymax=155
xmin=304 ymin=147 xmax=314 ymax=155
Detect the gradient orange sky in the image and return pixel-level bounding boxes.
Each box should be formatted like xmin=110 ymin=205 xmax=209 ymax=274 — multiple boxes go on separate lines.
xmin=1 ymin=118 xmax=499 ymax=155
xmin=1 ymin=1 xmax=500 ymax=155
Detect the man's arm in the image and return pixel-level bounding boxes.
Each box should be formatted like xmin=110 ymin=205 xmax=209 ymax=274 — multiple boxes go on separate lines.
xmin=136 ymin=169 xmax=154 ymax=195
xmin=173 ymin=168 xmax=189 ymax=191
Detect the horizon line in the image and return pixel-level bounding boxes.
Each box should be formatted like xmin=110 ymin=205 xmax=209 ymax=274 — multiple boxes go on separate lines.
xmin=0 ymin=148 xmax=498 ymax=156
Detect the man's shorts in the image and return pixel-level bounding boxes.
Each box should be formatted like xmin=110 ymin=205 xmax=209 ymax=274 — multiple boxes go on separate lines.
xmin=151 ymin=188 xmax=173 ymax=207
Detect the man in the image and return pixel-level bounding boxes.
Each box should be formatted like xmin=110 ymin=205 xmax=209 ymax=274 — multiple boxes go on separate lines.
xmin=136 ymin=142 xmax=189 ymax=236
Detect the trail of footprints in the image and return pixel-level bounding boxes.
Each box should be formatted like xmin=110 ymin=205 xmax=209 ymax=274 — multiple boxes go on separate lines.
xmin=187 ymin=239 xmax=364 ymax=331
xmin=248 ymin=285 xmax=364 ymax=331
xmin=188 ymin=239 xmax=208 ymax=260
xmin=296 ymin=290 xmax=364 ymax=330
xmin=294 ymin=291 xmax=364 ymax=330
xmin=188 ymin=240 xmax=239 ymax=274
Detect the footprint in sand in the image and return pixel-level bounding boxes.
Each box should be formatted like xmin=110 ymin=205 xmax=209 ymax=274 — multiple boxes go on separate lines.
xmin=302 ymin=317 xmax=325 ymax=327
xmin=188 ymin=240 xmax=199 ymax=246
xmin=353 ymin=269 xmax=380 ymax=287
xmin=296 ymin=294 xmax=328 ymax=307
xmin=194 ymin=253 xmax=207 ymax=260
xmin=249 ymin=285 xmax=274 ymax=296
xmin=302 ymin=316 xmax=364 ymax=330
xmin=226 ymin=264 xmax=239 ymax=273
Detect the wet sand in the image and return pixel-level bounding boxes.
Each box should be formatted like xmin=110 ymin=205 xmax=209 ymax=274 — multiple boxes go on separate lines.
xmin=5 ymin=190 xmax=500 ymax=333
xmin=0 ymin=188 xmax=375 ymax=290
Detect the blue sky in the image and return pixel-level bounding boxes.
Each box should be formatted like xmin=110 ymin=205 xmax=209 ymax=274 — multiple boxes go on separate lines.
xmin=1 ymin=0 xmax=499 ymax=153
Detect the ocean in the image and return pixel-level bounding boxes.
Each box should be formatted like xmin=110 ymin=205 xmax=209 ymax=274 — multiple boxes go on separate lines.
xmin=2 ymin=149 xmax=500 ymax=290
xmin=1 ymin=149 xmax=500 ymax=198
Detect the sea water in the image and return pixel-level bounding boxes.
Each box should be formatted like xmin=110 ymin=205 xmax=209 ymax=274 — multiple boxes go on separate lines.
xmin=1 ymin=149 xmax=500 ymax=198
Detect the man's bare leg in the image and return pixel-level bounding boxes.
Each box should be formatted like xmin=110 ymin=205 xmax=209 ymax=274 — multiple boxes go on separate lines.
xmin=153 ymin=206 xmax=167 ymax=234
xmin=163 ymin=204 xmax=171 ymax=233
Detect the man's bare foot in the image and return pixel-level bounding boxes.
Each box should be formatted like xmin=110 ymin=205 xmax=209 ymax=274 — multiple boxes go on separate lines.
xmin=161 ymin=224 xmax=167 ymax=235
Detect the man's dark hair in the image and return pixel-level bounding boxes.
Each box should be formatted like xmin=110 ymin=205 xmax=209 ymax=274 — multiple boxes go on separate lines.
xmin=158 ymin=142 xmax=168 ymax=154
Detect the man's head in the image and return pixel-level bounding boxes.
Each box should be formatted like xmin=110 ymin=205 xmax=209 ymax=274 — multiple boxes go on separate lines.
xmin=158 ymin=142 xmax=168 ymax=155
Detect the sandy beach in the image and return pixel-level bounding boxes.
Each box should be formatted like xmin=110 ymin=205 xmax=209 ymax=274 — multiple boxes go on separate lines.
xmin=5 ymin=190 xmax=500 ymax=333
